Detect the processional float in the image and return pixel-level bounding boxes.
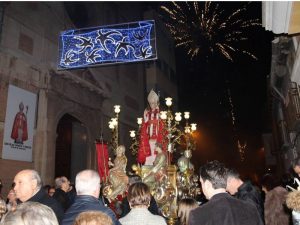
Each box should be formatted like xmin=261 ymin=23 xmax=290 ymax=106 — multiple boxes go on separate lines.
xmin=99 ymin=90 xmax=199 ymax=225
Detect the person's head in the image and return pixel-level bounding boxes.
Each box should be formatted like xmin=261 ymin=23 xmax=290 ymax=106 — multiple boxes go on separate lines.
xmin=127 ymin=182 xmax=151 ymax=208
xmin=116 ymin=145 xmax=125 ymax=157
xmin=147 ymin=89 xmax=159 ymax=110
xmin=128 ymin=175 xmax=142 ymax=186
xmin=48 ymin=187 xmax=55 ymax=197
xmin=13 ymin=169 xmax=42 ymax=202
xmin=0 ymin=179 xmax=2 ymax=193
xmin=55 ymin=176 xmax=70 ymax=192
xmin=178 ymin=198 xmax=198 ymax=225
xmin=293 ymin=157 xmax=300 ymax=175
xmin=73 ymin=211 xmax=113 ymax=225
xmin=1 ymin=202 xmax=58 ymax=225
xmin=226 ymin=168 xmax=244 ymax=195
xmin=7 ymin=189 xmax=17 ymax=202
xmin=75 ymin=170 xmax=100 ymax=198
xmin=199 ymin=160 xmax=227 ymax=199
xmin=261 ymin=173 xmax=280 ymax=193
xmin=286 ymin=190 xmax=300 ymax=212
xmin=43 ymin=184 xmax=51 ymax=193
xmin=0 ymin=199 xmax=6 ymax=220
xmin=19 ymin=102 xmax=24 ymax=111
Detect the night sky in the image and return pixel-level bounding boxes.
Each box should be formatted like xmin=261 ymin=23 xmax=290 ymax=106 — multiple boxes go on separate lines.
xmin=158 ymin=2 xmax=274 ymax=179
xmin=66 ymin=2 xmax=274 ymax=179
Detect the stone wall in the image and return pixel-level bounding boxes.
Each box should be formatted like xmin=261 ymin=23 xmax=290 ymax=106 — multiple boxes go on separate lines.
xmin=0 ymin=2 xmax=147 ymax=197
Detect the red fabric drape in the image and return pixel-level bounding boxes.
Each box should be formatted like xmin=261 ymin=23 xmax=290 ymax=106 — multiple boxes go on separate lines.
xmin=137 ymin=119 xmax=167 ymax=164
xmin=96 ymin=142 xmax=109 ymax=183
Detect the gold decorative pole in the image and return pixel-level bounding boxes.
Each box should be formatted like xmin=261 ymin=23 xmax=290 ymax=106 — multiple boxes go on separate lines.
xmin=114 ymin=105 xmax=120 ymax=147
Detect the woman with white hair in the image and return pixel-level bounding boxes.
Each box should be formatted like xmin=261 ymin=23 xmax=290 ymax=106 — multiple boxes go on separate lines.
xmin=1 ymin=202 xmax=58 ymax=225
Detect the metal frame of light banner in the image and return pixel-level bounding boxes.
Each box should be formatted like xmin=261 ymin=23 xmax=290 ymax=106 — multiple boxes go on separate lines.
xmin=58 ymin=20 xmax=157 ymax=70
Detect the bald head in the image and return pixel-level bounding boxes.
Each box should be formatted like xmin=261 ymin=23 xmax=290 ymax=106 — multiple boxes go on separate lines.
xmin=75 ymin=170 xmax=100 ymax=198
xmin=13 ymin=169 xmax=42 ymax=202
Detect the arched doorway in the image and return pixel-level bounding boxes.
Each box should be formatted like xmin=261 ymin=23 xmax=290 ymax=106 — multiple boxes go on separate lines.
xmin=55 ymin=114 xmax=88 ymax=183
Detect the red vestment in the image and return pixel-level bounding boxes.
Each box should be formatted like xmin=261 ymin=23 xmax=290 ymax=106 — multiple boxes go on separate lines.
xmin=137 ymin=108 xmax=167 ymax=164
xmin=11 ymin=111 xmax=28 ymax=142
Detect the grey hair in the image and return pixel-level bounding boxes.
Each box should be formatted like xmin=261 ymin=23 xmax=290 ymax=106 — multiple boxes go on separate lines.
xmin=55 ymin=176 xmax=67 ymax=189
xmin=1 ymin=202 xmax=58 ymax=225
xmin=75 ymin=170 xmax=100 ymax=195
xmin=30 ymin=170 xmax=42 ymax=190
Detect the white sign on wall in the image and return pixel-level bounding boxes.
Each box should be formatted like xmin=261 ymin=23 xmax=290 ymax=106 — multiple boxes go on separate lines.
xmin=2 ymin=85 xmax=37 ymax=162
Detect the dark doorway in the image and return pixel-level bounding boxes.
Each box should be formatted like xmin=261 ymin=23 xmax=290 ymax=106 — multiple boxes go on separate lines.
xmin=55 ymin=114 xmax=88 ymax=183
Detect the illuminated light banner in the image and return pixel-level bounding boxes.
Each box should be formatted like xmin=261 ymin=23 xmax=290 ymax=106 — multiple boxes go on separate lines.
xmin=58 ymin=20 xmax=156 ymax=69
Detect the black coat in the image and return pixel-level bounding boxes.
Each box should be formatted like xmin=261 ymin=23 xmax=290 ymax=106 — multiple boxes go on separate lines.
xmin=236 ymin=181 xmax=264 ymax=222
xmin=27 ymin=188 xmax=64 ymax=223
xmin=189 ymin=192 xmax=264 ymax=225
xmin=53 ymin=188 xmax=70 ymax=212
xmin=62 ymin=195 xmax=121 ymax=225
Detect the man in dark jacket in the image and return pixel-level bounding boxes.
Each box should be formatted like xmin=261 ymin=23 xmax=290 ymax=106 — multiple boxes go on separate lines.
xmin=226 ymin=168 xmax=264 ymax=222
xmin=62 ymin=169 xmax=120 ymax=225
xmin=189 ymin=160 xmax=263 ymax=225
xmin=13 ymin=169 xmax=64 ymax=223
xmin=53 ymin=176 xmax=71 ymax=212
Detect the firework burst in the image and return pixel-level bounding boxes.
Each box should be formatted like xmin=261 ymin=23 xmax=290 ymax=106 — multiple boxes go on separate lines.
xmin=160 ymin=2 xmax=261 ymax=61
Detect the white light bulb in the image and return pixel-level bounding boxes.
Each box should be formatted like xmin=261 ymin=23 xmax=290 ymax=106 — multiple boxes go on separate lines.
xmin=160 ymin=111 xmax=167 ymax=120
xmin=108 ymin=121 xmax=114 ymax=129
xmin=111 ymin=118 xmax=118 ymax=126
xmin=191 ymin=123 xmax=197 ymax=131
xmin=165 ymin=97 xmax=172 ymax=107
xmin=114 ymin=105 xmax=121 ymax=113
xmin=184 ymin=112 xmax=190 ymax=119
xmin=175 ymin=112 xmax=182 ymax=122
xmin=129 ymin=130 xmax=136 ymax=138
xmin=137 ymin=117 xmax=143 ymax=125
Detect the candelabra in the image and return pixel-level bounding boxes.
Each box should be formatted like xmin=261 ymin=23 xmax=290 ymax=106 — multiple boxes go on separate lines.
xmin=160 ymin=97 xmax=195 ymax=165
xmin=108 ymin=105 xmax=120 ymax=153
xmin=176 ymin=114 xmax=199 ymax=200
xmin=182 ymin=112 xmax=197 ymax=159
xmin=129 ymin=117 xmax=143 ymax=155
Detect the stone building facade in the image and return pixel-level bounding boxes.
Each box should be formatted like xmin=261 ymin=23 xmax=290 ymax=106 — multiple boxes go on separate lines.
xmin=0 ymin=2 xmax=177 ymax=195
xmin=262 ymin=2 xmax=300 ymax=174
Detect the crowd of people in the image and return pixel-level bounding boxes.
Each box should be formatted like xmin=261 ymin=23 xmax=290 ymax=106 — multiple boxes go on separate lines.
xmin=1 ymin=158 xmax=300 ymax=225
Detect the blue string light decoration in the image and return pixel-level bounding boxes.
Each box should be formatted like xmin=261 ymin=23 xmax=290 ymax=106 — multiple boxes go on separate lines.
xmin=58 ymin=20 xmax=157 ymax=69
